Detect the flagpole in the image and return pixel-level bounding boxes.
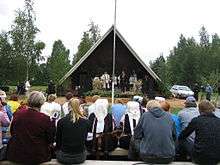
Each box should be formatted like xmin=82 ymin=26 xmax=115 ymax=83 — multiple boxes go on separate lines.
xmin=112 ymin=0 xmax=117 ymax=104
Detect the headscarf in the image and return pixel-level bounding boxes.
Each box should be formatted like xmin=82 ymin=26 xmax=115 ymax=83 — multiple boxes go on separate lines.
xmin=94 ymin=99 xmax=108 ymax=133
xmin=126 ymin=101 xmax=141 ymax=135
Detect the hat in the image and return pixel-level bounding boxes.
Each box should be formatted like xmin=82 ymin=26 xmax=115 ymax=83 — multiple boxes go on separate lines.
xmin=185 ymin=96 xmax=196 ymax=103
xmin=0 ymin=90 xmax=6 ymax=98
xmin=155 ymin=96 xmax=165 ymax=102
xmin=133 ymin=95 xmax=143 ymax=103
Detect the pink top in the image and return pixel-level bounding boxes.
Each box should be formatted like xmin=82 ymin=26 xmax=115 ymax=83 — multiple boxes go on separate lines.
xmin=0 ymin=110 xmax=10 ymax=148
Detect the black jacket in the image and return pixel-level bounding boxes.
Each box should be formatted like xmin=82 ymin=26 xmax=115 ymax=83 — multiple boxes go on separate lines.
xmin=56 ymin=114 xmax=90 ymax=154
xmin=179 ymin=112 xmax=220 ymax=162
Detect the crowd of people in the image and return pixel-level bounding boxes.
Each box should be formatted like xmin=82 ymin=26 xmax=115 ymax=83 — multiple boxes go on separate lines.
xmin=0 ymin=89 xmax=220 ymax=164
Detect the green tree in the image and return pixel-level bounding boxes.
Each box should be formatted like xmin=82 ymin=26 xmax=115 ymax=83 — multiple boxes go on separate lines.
xmin=73 ymin=21 xmax=101 ymax=64
xmin=10 ymin=0 xmax=45 ymax=83
xmin=47 ymin=40 xmax=71 ymax=83
xmin=150 ymin=54 xmax=167 ymax=83
xmin=0 ymin=32 xmax=12 ymax=84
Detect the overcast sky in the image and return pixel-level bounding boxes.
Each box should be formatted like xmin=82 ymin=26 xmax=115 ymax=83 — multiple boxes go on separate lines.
xmin=1 ymin=0 xmax=220 ymax=64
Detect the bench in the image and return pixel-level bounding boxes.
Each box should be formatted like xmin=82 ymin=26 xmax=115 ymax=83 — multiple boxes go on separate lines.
xmin=0 ymin=160 xmax=196 ymax=165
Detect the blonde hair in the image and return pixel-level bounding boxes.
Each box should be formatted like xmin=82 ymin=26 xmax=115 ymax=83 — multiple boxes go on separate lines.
xmin=47 ymin=94 xmax=57 ymax=102
xmin=69 ymin=98 xmax=83 ymax=122
xmin=146 ymin=100 xmax=161 ymax=110
xmin=92 ymin=95 xmax=100 ymax=103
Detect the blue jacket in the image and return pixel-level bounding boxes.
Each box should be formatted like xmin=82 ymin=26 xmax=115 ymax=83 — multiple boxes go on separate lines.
xmin=134 ymin=108 xmax=176 ymax=158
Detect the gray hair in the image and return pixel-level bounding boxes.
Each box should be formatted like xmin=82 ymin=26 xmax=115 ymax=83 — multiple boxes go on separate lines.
xmin=27 ymin=91 xmax=46 ymax=109
xmin=146 ymin=100 xmax=161 ymax=110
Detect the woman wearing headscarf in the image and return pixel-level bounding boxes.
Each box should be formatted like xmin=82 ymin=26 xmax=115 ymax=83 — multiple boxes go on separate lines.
xmin=119 ymin=101 xmax=141 ymax=150
xmin=86 ymin=99 xmax=116 ymax=153
xmin=56 ymin=98 xmax=90 ymax=164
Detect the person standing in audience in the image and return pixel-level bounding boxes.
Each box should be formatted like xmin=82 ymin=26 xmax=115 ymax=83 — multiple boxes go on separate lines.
xmin=179 ymin=100 xmax=220 ymax=165
xmin=7 ymin=91 xmax=56 ymax=165
xmin=129 ymin=100 xmax=176 ymax=164
xmin=205 ymin=84 xmax=213 ymax=101
xmin=177 ymin=96 xmax=199 ymax=157
xmin=56 ymin=98 xmax=90 ymax=164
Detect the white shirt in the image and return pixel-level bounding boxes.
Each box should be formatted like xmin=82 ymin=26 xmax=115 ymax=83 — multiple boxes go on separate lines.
xmin=40 ymin=101 xmax=61 ymax=119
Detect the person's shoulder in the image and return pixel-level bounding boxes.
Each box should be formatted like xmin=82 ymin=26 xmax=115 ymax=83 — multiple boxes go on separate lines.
xmin=79 ymin=117 xmax=90 ymax=125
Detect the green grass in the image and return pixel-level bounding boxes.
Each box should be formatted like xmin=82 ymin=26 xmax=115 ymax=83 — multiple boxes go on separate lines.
xmin=9 ymin=86 xmax=47 ymax=93
xmin=170 ymin=107 xmax=182 ymax=115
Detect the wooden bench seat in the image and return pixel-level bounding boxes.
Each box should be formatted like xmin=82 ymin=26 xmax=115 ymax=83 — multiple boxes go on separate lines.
xmin=0 ymin=160 xmax=197 ymax=165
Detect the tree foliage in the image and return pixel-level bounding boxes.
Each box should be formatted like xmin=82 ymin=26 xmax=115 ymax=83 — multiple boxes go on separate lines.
xmin=0 ymin=0 xmax=45 ymax=85
xmin=73 ymin=21 xmax=101 ymax=64
xmin=150 ymin=26 xmax=220 ymax=91
xmin=47 ymin=40 xmax=71 ymax=83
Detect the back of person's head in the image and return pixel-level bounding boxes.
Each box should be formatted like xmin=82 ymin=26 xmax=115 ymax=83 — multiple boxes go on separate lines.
xmin=92 ymin=95 xmax=100 ymax=103
xmin=115 ymin=98 xmax=123 ymax=104
xmin=10 ymin=94 xmax=18 ymax=101
xmin=185 ymin=96 xmax=197 ymax=108
xmin=146 ymin=100 xmax=161 ymax=110
xmin=47 ymin=94 xmax=57 ymax=102
xmin=69 ymin=98 xmax=83 ymax=122
xmin=160 ymin=101 xmax=170 ymax=112
xmin=0 ymin=90 xmax=7 ymax=101
xmin=65 ymin=92 xmax=73 ymax=101
xmin=141 ymin=97 xmax=149 ymax=107
xmin=199 ymin=100 xmax=215 ymax=113
xmin=28 ymin=91 xmax=46 ymax=109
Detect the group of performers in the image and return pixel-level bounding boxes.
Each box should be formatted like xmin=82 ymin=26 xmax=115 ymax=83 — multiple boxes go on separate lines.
xmin=92 ymin=70 xmax=143 ymax=93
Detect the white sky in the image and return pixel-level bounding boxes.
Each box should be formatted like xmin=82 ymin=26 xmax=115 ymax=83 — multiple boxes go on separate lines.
xmin=1 ymin=0 xmax=220 ymax=64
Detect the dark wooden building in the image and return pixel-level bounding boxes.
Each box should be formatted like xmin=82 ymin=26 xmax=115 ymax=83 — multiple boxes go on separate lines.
xmin=58 ymin=26 xmax=161 ymax=95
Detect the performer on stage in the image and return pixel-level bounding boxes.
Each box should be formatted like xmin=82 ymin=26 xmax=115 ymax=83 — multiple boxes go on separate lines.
xmin=120 ymin=70 xmax=128 ymax=92
xmin=129 ymin=70 xmax=137 ymax=90
xmin=101 ymin=72 xmax=111 ymax=90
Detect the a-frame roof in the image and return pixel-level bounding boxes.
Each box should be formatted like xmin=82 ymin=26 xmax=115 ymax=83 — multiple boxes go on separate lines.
xmin=58 ymin=26 xmax=161 ymax=85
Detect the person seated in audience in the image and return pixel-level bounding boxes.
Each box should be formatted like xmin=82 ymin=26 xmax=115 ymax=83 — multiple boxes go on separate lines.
xmin=86 ymin=98 xmax=117 ymax=153
xmin=0 ymin=99 xmax=10 ymax=149
xmin=118 ymin=100 xmax=141 ymax=150
xmin=0 ymin=90 xmax=13 ymax=120
xmin=62 ymin=92 xmax=74 ymax=116
xmin=111 ymin=99 xmax=127 ymax=128
xmin=87 ymin=95 xmax=100 ymax=117
xmin=7 ymin=94 xmax=20 ymax=114
xmin=179 ymin=100 xmax=220 ymax=165
xmin=214 ymin=101 xmax=220 ymax=118
xmin=0 ymin=91 xmax=13 ymax=145
xmin=160 ymin=101 xmax=181 ymax=137
xmin=40 ymin=94 xmax=62 ymax=124
xmin=7 ymin=91 xmax=56 ymax=165
xmin=177 ymin=96 xmax=199 ymax=158
xmin=133 ymin=95 xmax=146 ymax=114
xmin=129 ymin=100 xmax=176 ymax=164
xmin=56 ymin=98 xmax=90 ymax=164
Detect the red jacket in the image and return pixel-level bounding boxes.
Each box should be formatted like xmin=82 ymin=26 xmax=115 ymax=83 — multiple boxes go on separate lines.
xmin=7 ymin=107 xmax=55 ymax=164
